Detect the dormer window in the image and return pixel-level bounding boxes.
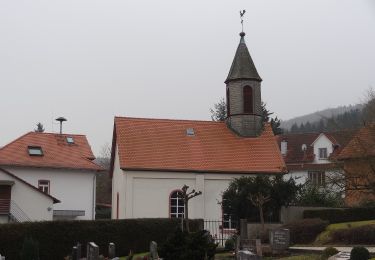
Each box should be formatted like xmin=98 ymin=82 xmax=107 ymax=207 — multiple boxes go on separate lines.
xmin=66 ymin=137 xmax=74 ymax=144
xmin=319 ymin=148 xmax=328 ymax=159
xmin=28 ymin=146 xmax=43 ymax=156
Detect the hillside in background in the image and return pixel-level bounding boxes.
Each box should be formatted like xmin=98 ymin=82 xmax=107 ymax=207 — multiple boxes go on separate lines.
xmin=281 ymin=104 xmax=364 ymax=131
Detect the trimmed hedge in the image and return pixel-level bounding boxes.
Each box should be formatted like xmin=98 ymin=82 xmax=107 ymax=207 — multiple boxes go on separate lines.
xmin=303 ymin=207 xmax=375 ymax=224
xmin=282 ymin=218 xmax=329 ymax=244
xmin=330 ymin=225 xmax=375 ymax=244
xmin=0 ymin=218 xmax=203 ymax=260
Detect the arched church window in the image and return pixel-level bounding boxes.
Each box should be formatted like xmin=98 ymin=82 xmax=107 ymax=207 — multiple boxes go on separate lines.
xmin=170 ymin=190 xmax=184 ymax=218
xmin=226 ymin=88 xmax=230 ymax=116
xmin=243 ymin=86 xmax=253 ymax=113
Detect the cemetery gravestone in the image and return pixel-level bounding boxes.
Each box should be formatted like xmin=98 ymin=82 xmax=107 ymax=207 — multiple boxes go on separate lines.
xmin=108 ymin=243 xmax=116 ymax=259
xmin=150 ymin=241 xmax=159 ymax=260
xmin=269 ymin=229 xmax=290 ymax=251
xmin=87 ymin=242 xmax=99 ymax=260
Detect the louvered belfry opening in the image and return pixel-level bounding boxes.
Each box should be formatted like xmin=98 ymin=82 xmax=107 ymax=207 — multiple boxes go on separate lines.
xmin=0 ymin=185 xmax=11 ymax=214
xmin=243 ymin=86 xmax=253 ymax=114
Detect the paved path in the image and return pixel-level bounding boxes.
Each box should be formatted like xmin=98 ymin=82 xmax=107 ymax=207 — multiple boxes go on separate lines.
xmin=290 ymin=246 xmax=375 ymax=253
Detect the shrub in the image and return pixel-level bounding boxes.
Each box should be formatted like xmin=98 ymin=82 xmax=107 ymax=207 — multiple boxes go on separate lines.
xmin=282 ymin=218 xmax=329 ymax=244
xmin=330 ymin=225 xmax=375 ymax=244
xmin=321 ymin=247 xmax=339 ymax=259
xmin=350 ymin=247 xmax=370 ymax=260
xmin=224 ymin=237 xmax=235 ymax=251
xmin=159 ymin=229 xmax=217 ymax=260
xmin=20 ymin=236 xmax=40 ymax=260
xmin=0 ymin=218 xmax=203 ymax=260
xmin=303 ymin=207 xmax=375 ymax=224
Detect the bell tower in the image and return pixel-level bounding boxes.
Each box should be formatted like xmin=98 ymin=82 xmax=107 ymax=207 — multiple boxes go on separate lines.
xmin=225 ymin=31 xmax=263 ymax=137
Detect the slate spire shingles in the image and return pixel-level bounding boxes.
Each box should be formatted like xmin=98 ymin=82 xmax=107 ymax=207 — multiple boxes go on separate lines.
xmin=225 ymin=32 xmax=262 ymax=83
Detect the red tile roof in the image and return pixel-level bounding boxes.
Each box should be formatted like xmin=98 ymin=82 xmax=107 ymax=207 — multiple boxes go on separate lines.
xmin=277 ymin=130 xmax=357 ymax=164
xmin=0 ymin=132 xmax=103 ymax=171
xmin=338 ymin=124 xmax=375 ymax=160
xmin=0 ymin=168 xmax=60 ymax=203
xmin=111 ymin=117 xmax=286 ymax=175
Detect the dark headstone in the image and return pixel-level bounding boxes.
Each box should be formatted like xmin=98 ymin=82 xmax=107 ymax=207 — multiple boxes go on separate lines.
xmin=87 ymin=242 xmax=99 ymax=260
xmin=72 ymin=246 xmax=78 ymax=260
xmin=269 ymin=229 xmax=290 ymax=251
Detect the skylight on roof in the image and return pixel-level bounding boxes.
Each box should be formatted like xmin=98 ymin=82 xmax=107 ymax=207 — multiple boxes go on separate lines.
xmin=186 ymin=128 xmax=195 ymax=136
xmin=28 ymin=146 xmax=43 ymax=156
xmin=66 ymin=137 xmax=74 ymax=144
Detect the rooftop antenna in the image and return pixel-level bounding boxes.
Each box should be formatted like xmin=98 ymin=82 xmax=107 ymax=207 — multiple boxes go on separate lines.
xmin=55 ymin=117 xmax=67 ymax=134
xmin=240 ymin=10 xmax=246 ymax=33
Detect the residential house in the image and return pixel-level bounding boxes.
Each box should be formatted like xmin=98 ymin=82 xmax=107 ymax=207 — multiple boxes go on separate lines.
xmin=277 ymin=130 xmax=355 ymax=189
xmin=0 ymin=132 xmax=103 ymax=221
xmin=338 ymin=124 xmax=375 ymax=206
xmin=110 ymin=31 xmax=287 ymax=223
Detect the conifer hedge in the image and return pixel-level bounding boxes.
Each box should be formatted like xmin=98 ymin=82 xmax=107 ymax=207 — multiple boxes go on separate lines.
xmin=303 ymin=207 xmax=375 ymax=223
xmin=0 ymin=218 xmax=203 ymax=260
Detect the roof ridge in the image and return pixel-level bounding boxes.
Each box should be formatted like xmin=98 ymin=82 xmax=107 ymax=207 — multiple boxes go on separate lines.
xmin=31 ymin=132 xmax=88 ymax=137
xmin=115 ymin=116 xmax=224 ymax=124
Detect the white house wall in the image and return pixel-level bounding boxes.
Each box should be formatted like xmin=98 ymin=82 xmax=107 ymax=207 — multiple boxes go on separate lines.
xmin=111 ymin=144 xmax=126 ymax=219
xmin=0 ymin=171 xmax=53 ymax=221
xmin=313 ymin=134 xmax=334 ymax=164
xmin=3 ymin=167 xmax=96 ymax=220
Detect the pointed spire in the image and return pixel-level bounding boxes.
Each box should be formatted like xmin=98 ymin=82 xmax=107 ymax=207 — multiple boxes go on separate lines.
xmin=225 ymin=32 xmax=262 ymax=83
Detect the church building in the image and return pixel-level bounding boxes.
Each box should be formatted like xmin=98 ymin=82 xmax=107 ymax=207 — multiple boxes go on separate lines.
xmin=110 ymin=31 xmax=286 ymax=222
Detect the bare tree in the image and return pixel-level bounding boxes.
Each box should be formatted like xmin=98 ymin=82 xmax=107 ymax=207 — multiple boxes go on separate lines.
xmin=180 ymin=184 xmax=202 ymax=232
xmin=248 ymin=192 xmax=271 ymax=233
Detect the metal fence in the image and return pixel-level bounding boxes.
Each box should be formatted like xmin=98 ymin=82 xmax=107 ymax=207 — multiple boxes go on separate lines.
xmin=204 ymin=219 xmax=237 ymax=247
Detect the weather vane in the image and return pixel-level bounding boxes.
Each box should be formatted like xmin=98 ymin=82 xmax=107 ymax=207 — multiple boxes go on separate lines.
xmin=240 ymin=10 xmax=246 ymax=32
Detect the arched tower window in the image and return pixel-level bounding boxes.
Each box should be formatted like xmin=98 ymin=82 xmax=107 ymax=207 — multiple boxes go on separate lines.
xmin=243 ymin=86 xmax=253 ymax=114
xmin=226 ymin=88 xmax=230 ymax=116
xmin=169 ymin=190 xmax=184 ymax=218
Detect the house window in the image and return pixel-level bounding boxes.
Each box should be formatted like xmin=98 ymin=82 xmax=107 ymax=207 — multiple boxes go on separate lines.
xmin=243 ymin=86 xmax=253 ymax=113
xmin=226 ymin=88 xmax=230 ymax=116
xmin=170 ymin=190 xmax=184 ymax=218
xmin=319 ymin=148 xmax=328 ymax=159
xmin=28 ymin=146 xmax=43 ymax=156
xmin=308 ymin=171 xmax=326 ymax=187
xmin=38 ymin=180 xmax=50 ymax=194
xmin=223 ymin=213 xmax=237 ymax=229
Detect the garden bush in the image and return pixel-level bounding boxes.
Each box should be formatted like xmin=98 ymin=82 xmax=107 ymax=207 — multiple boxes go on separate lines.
xmin=350 ymin=247 xmax=370 ymax=260
xmin=303 ymin=207 xmax=375 ymax=224
xmin=330 ymin=225 xmax=375 ymax=244
xmin=282 ymin=218 xmax=329 ymax=244
xmin=20 ymin=236 xmax=40 ymax=260
xmin=0 ymin=218 xmax=203 ymax=260
xmin=224 ymin=236 xmax=236 ymax=251
xmin=159 ymin=229 xmax=217 ymax=260
xmin=321 ymin=247 xmax=339 ymax=259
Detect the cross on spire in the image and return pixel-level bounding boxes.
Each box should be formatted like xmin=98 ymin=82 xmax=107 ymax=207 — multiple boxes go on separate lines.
xmin=240 ymin=10 xmax=246 ymax=33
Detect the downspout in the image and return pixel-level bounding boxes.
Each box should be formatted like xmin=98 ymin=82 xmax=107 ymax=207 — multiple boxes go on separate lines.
xmin=92 ymin=174 xmax=96 ymax=220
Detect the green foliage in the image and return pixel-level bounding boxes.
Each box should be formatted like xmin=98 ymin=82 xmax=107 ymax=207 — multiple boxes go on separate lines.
xmin=224 ymin=236 xmax=235 ymax=251
xmin=159 ymin=229 xmax=217 ymax=260
xmin=303 ymin=207 xmax=375 ymax=223
xmin=0 ymin=218 xmax=203 ymax=260
xmin=222 ymin=176 xmax=299 ymax=223
xmin=321 ymin=247 xmax=339 ymax=259
xmin=350 ymin=246 xmax=370 ymax=260
xmin=20 ymin=236 xmax=40 ymax=260
xmin=282 ymin=218 xmax=329 ymax=244
xmin=330 ymin=225 xmax=375 ymax=245
xmin=295 ymin=185 xmax=343 ymax=207
xmin=210 ymin=98 xmax=227 ymax=122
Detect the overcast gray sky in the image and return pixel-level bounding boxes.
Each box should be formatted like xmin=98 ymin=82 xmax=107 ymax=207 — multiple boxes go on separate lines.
xmin=1 ymin=0 xmax=374 ymax=155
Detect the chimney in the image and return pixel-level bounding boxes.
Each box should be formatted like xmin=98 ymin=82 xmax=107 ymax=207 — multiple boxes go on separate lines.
xmin=281 ymin=139 xmax=288 ymax=156
xmin=55 ymin=117 xmax=67 ymax=134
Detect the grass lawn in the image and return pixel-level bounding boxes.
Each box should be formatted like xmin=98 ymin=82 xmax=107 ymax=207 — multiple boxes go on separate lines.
xmin=278 ymin=255 xmax=321 ymax=260
xmin=119 ymin=252 xmax=149 ymax=260
xmin=314 ymin=220 xmax=375 ymax=245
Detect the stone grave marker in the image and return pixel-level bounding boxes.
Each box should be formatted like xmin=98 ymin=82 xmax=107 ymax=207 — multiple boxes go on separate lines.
xmin=87 ymin=242 xmax=99 ymax=260
xmin=328 ymin=252 xmax=350 ymax=260
xmin=269 ymin=228 xmax=290 ymax=251
xmin=108 ymin=242 xmax=116 ymax=259
xmin=150 ymin=241 xmax=159 ymax=260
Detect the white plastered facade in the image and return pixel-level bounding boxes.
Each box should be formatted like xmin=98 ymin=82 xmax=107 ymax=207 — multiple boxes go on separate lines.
xmin=111 ymin=145 xmax=257 ymax=220
xmin=2 ymin=167 xmax=96 ymax=220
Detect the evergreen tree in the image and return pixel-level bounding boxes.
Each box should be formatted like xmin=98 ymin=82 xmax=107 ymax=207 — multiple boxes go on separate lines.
xmin=209 ymin=98 xmax=226 ymax=122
